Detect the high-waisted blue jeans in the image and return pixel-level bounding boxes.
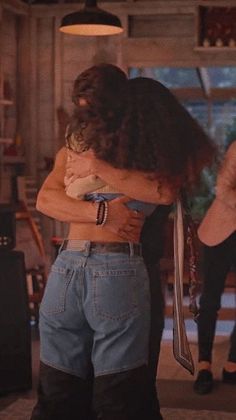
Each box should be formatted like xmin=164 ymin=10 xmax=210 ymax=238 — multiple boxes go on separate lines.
xmin=39 ymin=246 xmax=150 ymax=377
xmin=32 ymin=243 xmax=154 ymax=419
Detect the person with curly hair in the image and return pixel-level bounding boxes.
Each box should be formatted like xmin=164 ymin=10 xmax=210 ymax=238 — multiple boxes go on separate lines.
xmin=31 ymin=64 xmax=215 ymax=420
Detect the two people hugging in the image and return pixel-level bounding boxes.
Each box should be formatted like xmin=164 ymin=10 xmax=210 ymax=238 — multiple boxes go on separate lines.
xmin=31 ymin=63 xmax=215 ymax=420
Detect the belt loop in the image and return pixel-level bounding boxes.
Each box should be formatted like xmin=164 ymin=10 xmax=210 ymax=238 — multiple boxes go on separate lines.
xmin=80 ymin=241 xmax=91 ymax=268
xmin=58 ymin=240 xmax=66 ymax=254
xmin=83 ymin=241 xmax=91 ymax=257
xmin=129 ymin=242 xmax=134 ymax=257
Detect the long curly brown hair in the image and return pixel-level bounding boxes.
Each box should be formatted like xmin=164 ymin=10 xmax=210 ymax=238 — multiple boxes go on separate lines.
xmin=69 ymin=64 xmax=216 ymax=189
xmin=69 ymin=63 xmax=128 ymax=135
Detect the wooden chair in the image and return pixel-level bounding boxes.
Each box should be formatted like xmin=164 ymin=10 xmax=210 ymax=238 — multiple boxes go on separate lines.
xmin=16 ymin=176 xmax=47 ymax=322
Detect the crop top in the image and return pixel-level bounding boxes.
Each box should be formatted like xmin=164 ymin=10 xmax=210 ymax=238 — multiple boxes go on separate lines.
xmin=85 ymin=193 xmax=156 ymax=217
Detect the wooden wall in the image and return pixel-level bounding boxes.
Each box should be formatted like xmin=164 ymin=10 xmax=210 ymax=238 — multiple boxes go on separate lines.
xmin=2 ymin=0 xmax=236 ymax=176
xmin=1 ymin=0 xmax=236 ymax=249
xmin=1 ymin=9 xmax=18 ymax=141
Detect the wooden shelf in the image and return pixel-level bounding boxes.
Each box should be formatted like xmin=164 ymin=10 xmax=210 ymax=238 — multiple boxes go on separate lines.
xmin=196 ymin=5 xmax=236 ymax=52
xmin=3 ymin=155 xmax=25 ymax=164
xmin=0 ymin=138 xmax=13 ymax=145
xmin=0 ymin=98 xmax=13 ymax=106
xmin=195 ymin=47 xmax=236 ymax=52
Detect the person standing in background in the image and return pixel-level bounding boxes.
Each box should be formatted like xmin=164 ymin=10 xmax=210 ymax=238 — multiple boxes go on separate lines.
xmin=194 ymin=140 xmax=236 ymax=395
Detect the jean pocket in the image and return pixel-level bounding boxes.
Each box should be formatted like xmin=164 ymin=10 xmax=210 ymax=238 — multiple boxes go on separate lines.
xmin=40 ymin=265 xmax=73 ymax=315
xmin=93 ymin=268 xmax=139 ymax=320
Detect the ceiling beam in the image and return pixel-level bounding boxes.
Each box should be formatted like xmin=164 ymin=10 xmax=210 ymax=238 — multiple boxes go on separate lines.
xmin=2 ymin=0 xmax=28 ymax=15
xmin=196 ymin=67 xmax=211 ymax=99
xmin=171 ymin=87 xmax=236 ymax=102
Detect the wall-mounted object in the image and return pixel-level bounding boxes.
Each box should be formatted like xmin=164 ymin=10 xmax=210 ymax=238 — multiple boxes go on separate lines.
xmin=0 ymin=204 xmax=16 ymax=249
xmin=196 ymin=6 xmax=236 ymax=50
xmin=60 ymin=0 xmax=123 ymax=36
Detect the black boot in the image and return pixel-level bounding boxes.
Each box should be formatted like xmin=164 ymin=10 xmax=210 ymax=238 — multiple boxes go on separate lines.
xmin=222 ymin=368 xmax=236 ymax=384
xmin=193 ymin=369 xmax=213 ymax=395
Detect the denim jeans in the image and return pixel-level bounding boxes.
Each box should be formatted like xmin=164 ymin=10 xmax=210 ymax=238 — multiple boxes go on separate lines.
xmin=198 ymin=233 xmax=236 ymax=363
xmin=32 ymin=244 xmax=153 ymax=419
xmin=39 ymin=246 xmax=150 ymax=378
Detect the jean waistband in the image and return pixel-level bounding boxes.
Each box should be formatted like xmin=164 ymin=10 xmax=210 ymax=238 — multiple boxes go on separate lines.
xmin=61 ymin=240 xmax=142 ymax=257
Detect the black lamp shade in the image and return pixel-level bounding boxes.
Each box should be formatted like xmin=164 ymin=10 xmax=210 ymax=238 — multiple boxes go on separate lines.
xmin=60 ymin=2 xmax=123 ymax=36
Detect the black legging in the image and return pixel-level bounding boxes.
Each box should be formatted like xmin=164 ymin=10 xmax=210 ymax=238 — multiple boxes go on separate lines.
xmin=197 ymin=232 xmax=236 ymax=363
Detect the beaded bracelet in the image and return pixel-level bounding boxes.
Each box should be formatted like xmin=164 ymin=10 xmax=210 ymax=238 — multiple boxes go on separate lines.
xmin=96 ymin=201 xmax=105 ymax=225
xmin=96 ymin=201 xmax=109 ymax=226
xmin=101 ymin=201 xmax=108 ymax=226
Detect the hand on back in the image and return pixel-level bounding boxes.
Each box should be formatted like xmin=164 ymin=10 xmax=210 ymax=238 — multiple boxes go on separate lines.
xmin=106 ymin=196 xmax=145 ymax=242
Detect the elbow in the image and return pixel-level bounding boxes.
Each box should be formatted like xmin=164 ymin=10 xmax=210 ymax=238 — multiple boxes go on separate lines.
xmin=36 ymin=195 xmax=42 ymax=212
xmin=162 ymin=197 xmax=175 ymax=205
xmin=158 ymin=190 xmax=178 ymax=205
xmin=151 ymin=196 xmax=174 ymax=205
xmin=160 ymin=197 xmax=175 ymax=206
xmin=36 ymin=191 xmax=48 ymax=214
xmin=36 ymin=200 xmax=43 ymax=213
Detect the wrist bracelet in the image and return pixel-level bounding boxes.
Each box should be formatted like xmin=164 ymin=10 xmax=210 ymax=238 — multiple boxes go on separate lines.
xmin=96 ymin=201 xmax=105 ymax=225
xmin=101 ymin=201 xmax=108 ymax=226
xmin=95 ymin=200 xmax=108 ymax=226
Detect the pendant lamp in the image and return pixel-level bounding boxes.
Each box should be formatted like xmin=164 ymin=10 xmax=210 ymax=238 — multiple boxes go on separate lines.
xmin=59 ymin=0 xmax=123 ymax=36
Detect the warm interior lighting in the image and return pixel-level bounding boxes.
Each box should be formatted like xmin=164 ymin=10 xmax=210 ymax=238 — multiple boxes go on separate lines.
xmin=59 ymin=0 xmax=123 ymax=36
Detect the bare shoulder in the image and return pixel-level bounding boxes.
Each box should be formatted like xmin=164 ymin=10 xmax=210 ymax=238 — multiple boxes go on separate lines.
xmin=42 ymin=147 xmax=66 ymax=188
xmin=226 ymin=140 xmax=236 ymax=157
xmin=55 ymin=147 xmax=67 ymax=167
xmin=217 ymin=140 xmax=236 ymax=180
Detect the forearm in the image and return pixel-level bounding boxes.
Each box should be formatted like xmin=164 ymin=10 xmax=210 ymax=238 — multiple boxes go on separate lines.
xmin=65 ymin=175 xmax=106 ymax=200
xmin=66 ymin=149 xmax=178 ymax=204
xmin=93 ymin=160 xmax=177 ymax=205
xmin=36 ymin=187 xmax=97 ymax=223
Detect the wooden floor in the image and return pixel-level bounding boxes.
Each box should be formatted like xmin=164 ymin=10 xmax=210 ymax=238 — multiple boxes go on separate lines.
xmin=158 ymin=325 xmax=236 ymax=412
xmin=0 ymin=310 xmax=236 ymax=414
